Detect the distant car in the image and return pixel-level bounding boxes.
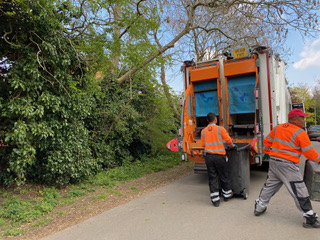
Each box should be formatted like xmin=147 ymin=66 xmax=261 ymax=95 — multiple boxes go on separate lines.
xmin=307 ymin=125 xmax=320 ymax=140
xmin=317 ymin=137 xmax=320 ymax=142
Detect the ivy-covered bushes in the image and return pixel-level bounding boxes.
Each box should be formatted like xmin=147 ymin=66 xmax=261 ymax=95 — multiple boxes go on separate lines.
xmin=87 ymin=77 xmax=148 ymax=169
xmin=0 ymin=0 xmax=101 ymax=186
xmin=87 ymin=73 xmax=179 ymax=170
xmin=0 ymin=1 xmax=180 ymax=187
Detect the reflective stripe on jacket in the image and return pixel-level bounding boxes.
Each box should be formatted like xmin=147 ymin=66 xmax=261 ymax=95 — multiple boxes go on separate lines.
xmin=201 ymin=124 xmax=232 ymax=155
xmin=263 ymin=123 xmax=320 ymax=164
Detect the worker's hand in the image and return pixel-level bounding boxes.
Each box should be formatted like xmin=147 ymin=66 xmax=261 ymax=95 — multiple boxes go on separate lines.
xmin=262 ymin=154 xmax=270 ymax=161
xmin=227 ymin=144 xmax=237 ymax=149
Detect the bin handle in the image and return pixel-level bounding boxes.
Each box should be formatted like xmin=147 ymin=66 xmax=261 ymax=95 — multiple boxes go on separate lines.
xmin=235 ymin=143 xmax=251 ymax=151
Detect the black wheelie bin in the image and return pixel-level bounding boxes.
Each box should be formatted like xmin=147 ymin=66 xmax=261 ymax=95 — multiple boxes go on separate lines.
xmin=304 ymin=159 xmax=320 ymax=201
xmin=227 ymin=143 xmax=251 ymax=199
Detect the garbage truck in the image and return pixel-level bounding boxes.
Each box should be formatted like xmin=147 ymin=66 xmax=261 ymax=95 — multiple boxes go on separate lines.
xmin=166 ymin=46 xmax=292 ymax=173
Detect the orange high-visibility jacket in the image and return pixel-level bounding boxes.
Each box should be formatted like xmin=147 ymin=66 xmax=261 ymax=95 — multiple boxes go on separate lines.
xmin=201 ymin=124 xmax=232 ymax=155
xmin=263 ymin=123 xmax=320 ymax=164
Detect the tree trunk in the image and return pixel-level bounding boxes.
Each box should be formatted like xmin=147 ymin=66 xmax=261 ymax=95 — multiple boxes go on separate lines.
xmin=160 ymin=59 xmax=179 ymax=118
xmin=112 ymin=2 xmax=121 ymax=74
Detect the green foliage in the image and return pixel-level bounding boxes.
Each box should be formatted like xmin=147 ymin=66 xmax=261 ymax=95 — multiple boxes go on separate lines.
xmin=290 ymin=85 xmax=313 ymax=111
xmin=311 ymin=86 xmax=320 ymax=126
xmin=0 ymin=0 xmax=100 ymax=186
xmin=31 ymin=218 xmax=53 ymax=228
xmin=87 ymin=76 xmax=147 ymax=169
xmin=0 ymin=187 xmax=60 ymax=229
xmin=106 ymin=163 xmax=146 ymax=182
xmin=96 ymin=194 xmax=109 ymax=199
xmin=3 ymin=227 xmax=25 ymax=237
xmin=0 ymin=0 xmax=181 ymax=187
xmin=89 ymin=151 xmax=181 ymax=188
xmin=0 ymin=218 xmax=7 ymax=226
xmin=145 ymin=89 xmax=180 ymax=156
xmin=0 ymin=196 xmax=39 ymax=223
xmin=34 ymin=188 xmax=61 ymax=214
xmin=38 ymin=187 xmax=61 ymax=201
xmin=34 ymin=201 xmax=56 ymax=214
xmin=87 ymin=68 xmax=179 ymax=170
xmin=108 ymin=189 xmax=122 ymax=197
xmin=64 ymin=187 xmax=86 ymax=199
xmin=289 ymin=84 xmax=320 ymax=127
xmin=61 ymin=199 xmax=76 ymax=205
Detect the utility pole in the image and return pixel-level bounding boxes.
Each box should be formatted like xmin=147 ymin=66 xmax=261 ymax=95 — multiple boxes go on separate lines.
xmin=315 ymin=101 xmax=317 ymax=125
xmin=316 ymin=95 xmax=318 ymax=125
xmin=316 ymin=91 xmax=319 ymax=125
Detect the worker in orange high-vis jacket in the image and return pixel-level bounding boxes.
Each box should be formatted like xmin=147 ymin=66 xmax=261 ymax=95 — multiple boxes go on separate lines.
xmin=254 ymin=108 xmax=320 ymax=228
xmin=201 ymin=112 xmax=236 ymax=207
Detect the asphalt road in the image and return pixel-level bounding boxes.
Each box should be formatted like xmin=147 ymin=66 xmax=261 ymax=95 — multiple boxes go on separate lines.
xmin=42 ymin=141 xmax=320 ymax=240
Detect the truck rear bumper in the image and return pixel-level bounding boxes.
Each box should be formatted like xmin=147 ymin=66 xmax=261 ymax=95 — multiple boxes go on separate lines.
xmin=194 ymin=162 xmax=207 ymax=174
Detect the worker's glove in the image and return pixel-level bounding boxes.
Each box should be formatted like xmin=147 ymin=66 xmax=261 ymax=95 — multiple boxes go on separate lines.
xmin=227 ymin=144 xmax=237 ymax=149
xmin=262 ymin=154 xmax=270 ymax=161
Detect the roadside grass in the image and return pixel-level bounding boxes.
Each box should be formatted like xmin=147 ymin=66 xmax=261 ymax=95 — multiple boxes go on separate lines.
xmin=0 ymin=152 xmax=182 ymax=238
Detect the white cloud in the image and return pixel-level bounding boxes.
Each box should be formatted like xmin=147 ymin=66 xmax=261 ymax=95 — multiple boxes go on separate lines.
xmin=293 ymin=38 xmax=320 ymax=70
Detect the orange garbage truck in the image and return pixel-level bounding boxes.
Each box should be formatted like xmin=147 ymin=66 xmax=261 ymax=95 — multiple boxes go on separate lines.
xmin=166 ymin=46 xmax=292 ymax=173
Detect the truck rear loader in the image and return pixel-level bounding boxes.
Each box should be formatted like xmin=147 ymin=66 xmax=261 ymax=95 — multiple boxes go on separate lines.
xmin=166 ymin=46 xmax=292 ymax=173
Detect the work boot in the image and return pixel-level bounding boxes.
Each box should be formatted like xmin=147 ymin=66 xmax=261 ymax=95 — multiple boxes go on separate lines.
xmin=224 ymin=192 xmax=233 ymax=202
xmin=303 ymin=220 xmax=320 ymax=228
xmin=210 ymin=192 xmax=220 ymax=207
xmin=212 ymin=200 xmax=220 ymax=207
xmin=303 ymin=213 xmax=320 ymax=228
xmin=254 ymin=208 xmax=267 ymax=216
xmin=254 ymin=199 xmax=267 ymax=216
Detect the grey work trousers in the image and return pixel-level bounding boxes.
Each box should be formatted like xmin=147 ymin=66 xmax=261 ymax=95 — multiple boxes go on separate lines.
xmin=205 ymin=153 xmax=231 ymax=195
xmin=256 ymin=158 xmax=313 ymax=214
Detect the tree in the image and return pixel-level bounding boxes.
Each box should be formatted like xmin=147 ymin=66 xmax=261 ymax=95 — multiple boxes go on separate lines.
xmin=10 ymin=1 xmax=315 ymax=87
xmin=290 ymin=84 xmax=313 ymax=108
xmin=0 ymin=0 xmax=101 ymax=186
xmin=289 ymin=83 xmax=314 ymax=126
xmin=311 ymin=79 xmax=320 ymax=125
xmin=0 ymin=0 xmax=181 ymax=186
xmin=115 ymin=0 xmax=319 ymax=84
xmin=43 ymin=1 xmax=319 ymax=105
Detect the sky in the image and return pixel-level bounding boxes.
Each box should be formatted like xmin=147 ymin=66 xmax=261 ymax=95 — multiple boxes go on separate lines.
xmin=166 ymin=30 xmax=320 ymax=94
xmin=286 ymin=31 xmax=320 ymax=89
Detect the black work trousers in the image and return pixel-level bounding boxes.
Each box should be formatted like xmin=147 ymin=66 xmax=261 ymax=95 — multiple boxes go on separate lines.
xmin=205 ymin=153 xmax=231 ymax=194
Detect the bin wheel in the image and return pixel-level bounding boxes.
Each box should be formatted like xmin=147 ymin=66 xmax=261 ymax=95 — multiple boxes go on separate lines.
xmin=242 ymin=189 xmax=248 ymax=200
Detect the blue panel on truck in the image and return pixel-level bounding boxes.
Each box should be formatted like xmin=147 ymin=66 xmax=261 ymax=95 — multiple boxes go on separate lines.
xmin=228 ymin=75 xmax=255 ymax=114
xmin=194 ymin=81 xmax=218 ymax=117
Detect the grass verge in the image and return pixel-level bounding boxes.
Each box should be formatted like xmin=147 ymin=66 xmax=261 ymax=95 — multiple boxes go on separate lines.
xmin=0 ymin=152 xmax=189 ymax=238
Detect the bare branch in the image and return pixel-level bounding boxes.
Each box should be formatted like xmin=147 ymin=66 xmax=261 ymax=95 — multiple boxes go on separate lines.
xmin=29 ymin=32 xmax=71 ymax=97
xmin=3 ymin=22 xmax=21 ymax=48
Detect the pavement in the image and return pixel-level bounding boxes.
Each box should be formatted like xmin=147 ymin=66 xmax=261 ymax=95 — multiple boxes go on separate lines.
xmin=42 ymin=141 xmax=320 ymax=240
